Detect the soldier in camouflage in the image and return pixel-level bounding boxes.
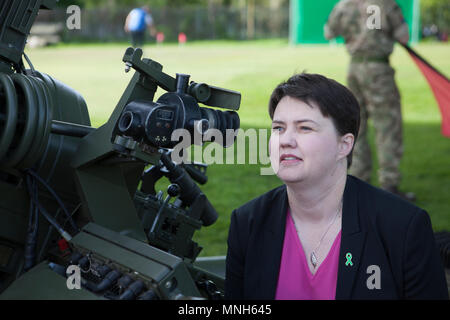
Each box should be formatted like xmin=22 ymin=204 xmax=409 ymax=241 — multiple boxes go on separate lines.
xmin=324 ymin=0 xmax=415 ymax=201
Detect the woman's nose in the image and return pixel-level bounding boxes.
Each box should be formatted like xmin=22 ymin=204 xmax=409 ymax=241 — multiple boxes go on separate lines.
xmin=279 ymin=129 xmax=297 ymax=148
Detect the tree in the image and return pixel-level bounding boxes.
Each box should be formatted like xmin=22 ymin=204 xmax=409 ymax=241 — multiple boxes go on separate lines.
xmin=421 ymin=0 xmax=449 ymax=34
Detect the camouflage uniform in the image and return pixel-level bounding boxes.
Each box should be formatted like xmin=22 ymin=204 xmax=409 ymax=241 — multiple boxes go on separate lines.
xmin=324 ymin=0 xmax=409 ymax=190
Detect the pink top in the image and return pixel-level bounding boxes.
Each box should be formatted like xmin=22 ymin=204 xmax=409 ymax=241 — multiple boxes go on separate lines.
xmin=275 ymin=210 xmax=341 ymax=300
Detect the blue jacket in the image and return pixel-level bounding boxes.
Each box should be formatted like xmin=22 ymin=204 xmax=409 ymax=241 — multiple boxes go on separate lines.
xmin=128 ymin=8 xmax=151 ymax=32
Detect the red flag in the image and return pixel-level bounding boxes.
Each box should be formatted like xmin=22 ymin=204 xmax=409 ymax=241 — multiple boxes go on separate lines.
xmin=402 ymin=44 xmax=450 ymax=137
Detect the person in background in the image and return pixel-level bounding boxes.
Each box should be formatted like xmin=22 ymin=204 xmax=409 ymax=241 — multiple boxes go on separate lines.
xmin=324 ymin=0 xmax=415 ymax=201
xmin=124 ymin=5 xmax=157 ymax=48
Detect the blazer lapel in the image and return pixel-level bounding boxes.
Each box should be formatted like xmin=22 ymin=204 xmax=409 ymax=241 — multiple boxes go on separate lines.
xmin=255 ymin=177 xmax=367 ymax=300
xmin=259 ymin=186 xmax=288 ymax=299
xmin=335 ymin=176 xmax=367 ymax=300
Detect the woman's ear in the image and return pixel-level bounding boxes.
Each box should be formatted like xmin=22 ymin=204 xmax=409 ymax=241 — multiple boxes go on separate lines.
xmin=338 ymin=133 xmax=354 ymax=160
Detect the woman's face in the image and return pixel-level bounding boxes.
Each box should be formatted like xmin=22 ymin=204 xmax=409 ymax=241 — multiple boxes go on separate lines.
xmin=269 ymin=96 xmax=348 ymax=184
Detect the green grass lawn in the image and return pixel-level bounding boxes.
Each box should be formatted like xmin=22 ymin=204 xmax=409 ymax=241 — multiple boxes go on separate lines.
xmin=24 ymin=39 xmax=450 ymax=256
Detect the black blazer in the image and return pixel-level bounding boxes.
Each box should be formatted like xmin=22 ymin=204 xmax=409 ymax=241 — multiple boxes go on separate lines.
xmin=225 ymin=175 xmax=448 ymax=300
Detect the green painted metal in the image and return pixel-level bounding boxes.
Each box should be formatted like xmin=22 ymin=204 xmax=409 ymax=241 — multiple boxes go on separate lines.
xmin=0 ymin=262 xmax=101 ymax=300
xmin=69 ymin=223 xmax=202 ymax=299
xmin=0 ymin=0 xmax=239 ymax=300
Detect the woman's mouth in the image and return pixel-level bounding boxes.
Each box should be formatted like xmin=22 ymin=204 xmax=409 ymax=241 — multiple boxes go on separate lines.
xmin=280 ymin=154 xmax=303 ymax=164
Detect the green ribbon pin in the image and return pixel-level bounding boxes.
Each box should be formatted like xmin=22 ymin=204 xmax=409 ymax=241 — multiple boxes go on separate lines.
xmin=345 ymin=253 xmax=353 ymax=266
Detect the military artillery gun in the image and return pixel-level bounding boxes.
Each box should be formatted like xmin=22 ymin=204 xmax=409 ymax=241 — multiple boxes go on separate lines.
xmin=0 ymin=0 xmax=240 ymax=299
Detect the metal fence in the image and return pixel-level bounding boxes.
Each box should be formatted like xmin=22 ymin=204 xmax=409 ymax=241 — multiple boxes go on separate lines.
xmin=35 ymin=5 xmax=290 ymax=43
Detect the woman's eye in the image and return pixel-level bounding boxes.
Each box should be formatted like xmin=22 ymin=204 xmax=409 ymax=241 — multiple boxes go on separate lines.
xmin=299 ymin=126 xmax=312 ymax=131
xmin=272 ymin=126 xmax=283 ymax=132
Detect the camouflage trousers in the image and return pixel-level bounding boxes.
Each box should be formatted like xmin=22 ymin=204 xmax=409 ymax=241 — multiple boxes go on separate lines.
xmin=347 ymin=61 xmax=403 ymax=188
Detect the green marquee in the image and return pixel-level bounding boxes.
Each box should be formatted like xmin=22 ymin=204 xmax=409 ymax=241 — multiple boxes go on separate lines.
xmin=290 ymin=0 xmax=421 ymax=44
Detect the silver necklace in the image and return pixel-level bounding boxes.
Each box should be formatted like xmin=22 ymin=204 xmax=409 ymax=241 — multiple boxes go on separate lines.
xmin=292 ymin=200 xmax=343 ymax=269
